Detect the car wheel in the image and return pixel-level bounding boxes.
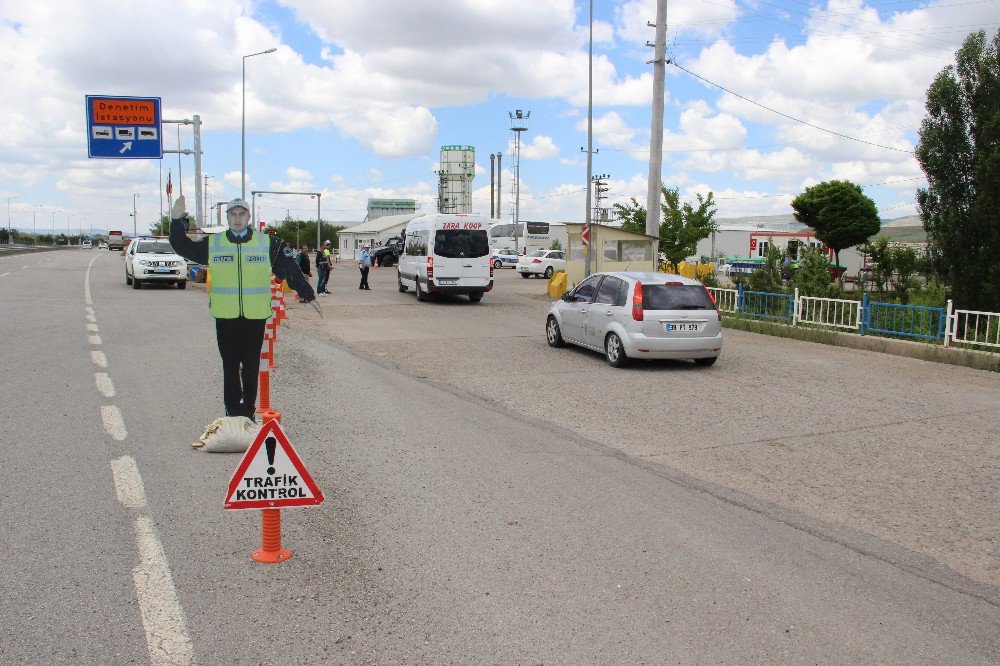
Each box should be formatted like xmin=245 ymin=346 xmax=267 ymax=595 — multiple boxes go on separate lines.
xmin=469 ymin=292 xmax=483 ymax=302
xmin=544 ymin=266 xmax=554 ymax=279
xmin=694 ymin=356 xmax=718 ymax=367
xmin=132 ymin=277 xmax=142 ymax=290
xmin=177 ymin=281 xmax=187 ymax=290
xmin=415 ymin=278 xmax=427 ymax=302
xmin=605 ymin=332 xmax=629 ymax=368
xmin=520 ymin=272 xmax=530 ymax=279
xmin=397 ymin=272 xmax=408 ymax=292
xmin=546 ymin=315 xmax=565 ymax=348
xmin=493 ymin=259 xmax=502 ymax=269
xmin=125 ymin=270 xmax=132 ymax=286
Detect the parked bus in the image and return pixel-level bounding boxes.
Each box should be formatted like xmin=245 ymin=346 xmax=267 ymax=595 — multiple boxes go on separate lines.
xmin=488 ymin=221 xmax=567 ymax=255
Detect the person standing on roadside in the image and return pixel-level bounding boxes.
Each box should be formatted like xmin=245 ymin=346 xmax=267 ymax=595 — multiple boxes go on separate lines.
xmin=297 ymin=244 xmax=312 ymax=283
xmin=169 ymin=195 xmax=315 ymax=420
xmin=315 ymin=241 xmax=332 ymax=296
xmin=358 ymin=245 xmax=372 ymax=290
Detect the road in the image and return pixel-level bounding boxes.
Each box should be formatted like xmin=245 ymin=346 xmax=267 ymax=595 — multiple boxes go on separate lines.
xmin=0 ymin=250 xmax=997 ymax=664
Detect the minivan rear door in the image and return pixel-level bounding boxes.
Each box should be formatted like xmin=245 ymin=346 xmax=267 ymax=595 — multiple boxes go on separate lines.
xmin=433 ymin=227 xmax=490 ymax=283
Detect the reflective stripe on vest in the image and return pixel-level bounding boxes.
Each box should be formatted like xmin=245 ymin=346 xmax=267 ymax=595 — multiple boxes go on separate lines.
xmin=208 ymin=231 xmax=273 ymax=319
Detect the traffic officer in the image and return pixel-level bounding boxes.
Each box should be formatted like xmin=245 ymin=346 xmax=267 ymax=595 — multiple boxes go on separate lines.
xmin=169 ymin=195 xmax=316 ymax=420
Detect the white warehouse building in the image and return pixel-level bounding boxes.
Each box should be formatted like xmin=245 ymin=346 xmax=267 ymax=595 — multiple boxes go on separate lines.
xmin=337 ymin=213 xmax=421 ymax=260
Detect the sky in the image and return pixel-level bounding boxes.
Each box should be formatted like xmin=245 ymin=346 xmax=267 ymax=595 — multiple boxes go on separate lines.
xmin=0 ymin=0 xmax=996 ymax=236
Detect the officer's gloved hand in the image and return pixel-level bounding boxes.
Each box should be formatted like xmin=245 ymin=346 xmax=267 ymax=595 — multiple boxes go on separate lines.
xmin=171 ymin=195 xmax=187 ymax=221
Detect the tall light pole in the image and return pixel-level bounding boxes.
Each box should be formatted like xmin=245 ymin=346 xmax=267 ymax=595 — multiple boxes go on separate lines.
xmin=7 ymin=195 xmax=18 ymax=244
xmin=242 ymin=48 xmax=278 ymax=201
xmin=67 ymin=213 xmax=74 ymax=244
xmin=132 ymin=193 xmax=140 ymax=237
xmin=508 ymin=110 xmax=529 ymax=253
xmin=51 ymin=210 xmax=60 ymax=244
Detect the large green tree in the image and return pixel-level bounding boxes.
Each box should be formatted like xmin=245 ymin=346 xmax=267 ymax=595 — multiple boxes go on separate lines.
xmin=791 ymin=180 xmax=880 ymax=275
xmin=916 ymin=29 xmax=1000 ymax=311
xmin=613 ymin=186 xmax=717 ymax=266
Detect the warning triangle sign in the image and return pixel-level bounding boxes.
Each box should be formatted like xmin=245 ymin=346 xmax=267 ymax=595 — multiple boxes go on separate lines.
xmin=225 ymin=420 xmax=325 ymax=510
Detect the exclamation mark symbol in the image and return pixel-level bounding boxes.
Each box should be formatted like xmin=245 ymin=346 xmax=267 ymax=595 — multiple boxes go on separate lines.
xmin=265 ymin=436 xmax=276 ymax=475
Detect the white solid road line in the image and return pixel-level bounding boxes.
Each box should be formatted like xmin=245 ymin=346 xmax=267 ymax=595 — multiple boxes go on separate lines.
xmin=95 ymin=372 xmax=116 ymax=398
xmin=110 ymin=456 xmax=148 ymax=510
xmin=100 ymin=405 xmax=128 ymax=441
xmin=91 ymin=350 xmax=108 ymax=368
xmin=84 ymin=253 xmax=99 ymax=305
xmin=132 ymin=516 xmax=195 ymax=666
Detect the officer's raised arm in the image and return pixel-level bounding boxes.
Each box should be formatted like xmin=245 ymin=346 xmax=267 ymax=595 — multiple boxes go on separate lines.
xmin=168 ymin=195 xmax=208 ymax=264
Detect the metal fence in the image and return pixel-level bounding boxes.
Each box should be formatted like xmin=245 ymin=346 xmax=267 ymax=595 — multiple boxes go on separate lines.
xmin=796 ymin=294 xmax=862 ymax=331
xmin=949 ymin=309 xmax=1000 ymax=350
xmin=707 ymin=287 xmax=738 ymax=314
xmin=736 ymin=286 xmax=794 ymax=322
xmin=862 ymin=296 xmax=947 ymax=341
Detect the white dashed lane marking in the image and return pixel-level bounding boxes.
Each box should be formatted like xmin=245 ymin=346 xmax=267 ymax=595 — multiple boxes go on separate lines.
xmin=91 ymin=351 xmax=108 ymax=368
xmin=89 ymin=335 xmax=102 ymax=345
xmin=100 ymin=405 xmax=127 ymax=441
xmin=110 ymin=456 xmax=148 ymax=510
xmin=0 ymin=272 xmax=9 ymax=277
xmin=95 ymin=372 xmax=115 ymax=398
xmin=87 ymin=323 xmax=99 ymax=332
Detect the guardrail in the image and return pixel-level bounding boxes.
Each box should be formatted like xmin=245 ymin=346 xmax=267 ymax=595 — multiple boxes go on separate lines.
xmin=0 ymin=245 xmax=66 ymax=258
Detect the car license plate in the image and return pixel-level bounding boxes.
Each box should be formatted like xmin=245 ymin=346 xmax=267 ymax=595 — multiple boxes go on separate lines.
xmin=154 ymin=268 xmax=172 ymax=273
xmin=438 ymin=279 xmax=457 ymax=285
xmin=665 ymin=322 xmax=701 ymax=332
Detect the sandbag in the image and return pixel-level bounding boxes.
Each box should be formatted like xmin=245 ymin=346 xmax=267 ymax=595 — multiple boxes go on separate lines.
xmin=191 ymin=416 xmax=261 ymax=453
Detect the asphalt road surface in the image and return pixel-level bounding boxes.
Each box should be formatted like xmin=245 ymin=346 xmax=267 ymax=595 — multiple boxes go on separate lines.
xmin=1 ymin=250 xmax=997 ymax=664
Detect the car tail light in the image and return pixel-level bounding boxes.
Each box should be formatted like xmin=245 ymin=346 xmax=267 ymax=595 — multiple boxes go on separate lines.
xmin=632 ymin=282 xmax=644 ymax=321
xmin=532 ymin=258 xmax=542 ymax=264
xmin=702 ymin=284 xmax=722 ymax=321
xmin=427 ymin=256 xmax=434 ymax=279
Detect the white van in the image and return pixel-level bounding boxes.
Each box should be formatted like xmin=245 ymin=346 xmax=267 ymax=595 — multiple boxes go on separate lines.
xmin=397 ymin=213 xmax=494 ymax=302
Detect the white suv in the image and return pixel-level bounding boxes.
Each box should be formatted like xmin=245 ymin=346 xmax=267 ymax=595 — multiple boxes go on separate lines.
xmin=517 ymin=249 xmax=566 ymax=279
xmin=125 ymin=239 xmax=187 ymax=290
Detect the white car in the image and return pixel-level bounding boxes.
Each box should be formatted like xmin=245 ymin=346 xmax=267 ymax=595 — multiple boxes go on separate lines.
xmin=98 ymin=242 xmax=109 ymax=250
xmin=491 ymin=248 xmax=520 ymax=268
xmin=517 ymin=249 xmax=566 ymax=279
xmin=546 ymin=271 xmax=722 ymax=367
xmin=125 ymin=238 xmax=187 ymax=289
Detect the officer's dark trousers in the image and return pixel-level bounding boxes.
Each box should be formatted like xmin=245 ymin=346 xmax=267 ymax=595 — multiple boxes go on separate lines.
xmin=215 ymin=317 xmax=267 ymax=419
xmin=359 ymin=266 xmax=370 ymax=289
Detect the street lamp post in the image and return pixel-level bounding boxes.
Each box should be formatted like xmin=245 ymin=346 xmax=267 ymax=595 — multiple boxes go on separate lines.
xmin=242 ymin=48 xmax=278 ymax=201
xmin=51 ymin=210 xmax=60 ymax=245
xmin=132 ymin=193 xmax=140 ymax=238
xmin=6 ymin=195 xmax=18 ymax=244
xmin=33 ymin=204 xmax=43 ymax=242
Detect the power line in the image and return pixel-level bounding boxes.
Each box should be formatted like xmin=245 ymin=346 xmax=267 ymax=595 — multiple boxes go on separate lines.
xmin=670 ymin=61 xmax=916 ymax=154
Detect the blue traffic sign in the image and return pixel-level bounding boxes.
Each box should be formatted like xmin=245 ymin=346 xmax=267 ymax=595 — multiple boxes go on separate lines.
xmin=86 ymin=95 xmax=162 ymax=159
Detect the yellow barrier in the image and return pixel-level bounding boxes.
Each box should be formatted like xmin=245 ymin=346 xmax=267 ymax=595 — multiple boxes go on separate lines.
xmin=547 ymin=270 xmax=567 ymax=299
xmin=661 ymin=261 xmax=715 ymax=279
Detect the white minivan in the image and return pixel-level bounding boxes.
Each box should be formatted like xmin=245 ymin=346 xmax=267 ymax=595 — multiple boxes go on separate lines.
xmin=397 ymin=213 xmax=494 ymax=302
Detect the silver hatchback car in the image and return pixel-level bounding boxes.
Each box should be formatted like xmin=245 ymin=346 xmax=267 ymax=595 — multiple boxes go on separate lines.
xmin=546 ymin=272 xmax=723 ymax=367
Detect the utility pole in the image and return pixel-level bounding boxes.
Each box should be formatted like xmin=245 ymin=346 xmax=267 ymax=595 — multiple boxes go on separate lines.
xmin=584 ymin=0 xmax=595 ymax=276
xmin=645 ymin=0 xmax=668 ymax=240
xmin=204 ymin=174 xmax=212 ymax=228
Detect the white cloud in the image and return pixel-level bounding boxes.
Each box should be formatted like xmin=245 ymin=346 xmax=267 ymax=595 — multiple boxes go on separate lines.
xmin=286 ymin=167 xmax=313 ymax=182
xmin=520 ymin=135 xmax=561 ymax=160
xmin=616 ymin=0 xmax=740 ymax=44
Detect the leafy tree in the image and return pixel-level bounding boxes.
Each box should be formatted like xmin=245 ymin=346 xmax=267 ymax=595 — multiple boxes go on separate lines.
xmin=150 ymin=215 xmax=170 ymax=236
xmin=916 ymin=28 xmax=1000 ymax=311
xmin=889 ymin=245 xmax=920 ymax=304
xmin=613 ymin=186 xmax=717 ymax=266
xmin=747 ymin=240 xmax=785 ymax=293
xmin=862 ymin=236 xmax=894 ymax=296
xmin=791 ymin=246 xmax=838 ymax=297
xmin=267 ymin=215 xmax=344 ymax=250
xmin=550 ymin=239 xmax=563 ymax=251
xmin=791 ymin=180 xmax=880 ymax=277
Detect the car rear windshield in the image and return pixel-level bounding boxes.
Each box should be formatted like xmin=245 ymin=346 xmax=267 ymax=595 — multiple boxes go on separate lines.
xmin=137 ymin=241 xmax=174 ymax=254
xmin=433 ymin=229 xmax=489 ymax=258
xmin=642 ymin=283 xmax=715 ymax=310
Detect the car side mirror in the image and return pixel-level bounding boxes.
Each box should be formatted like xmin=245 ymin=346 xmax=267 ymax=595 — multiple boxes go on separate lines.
xmin=561 ymin=291 xmax=573 ymax=302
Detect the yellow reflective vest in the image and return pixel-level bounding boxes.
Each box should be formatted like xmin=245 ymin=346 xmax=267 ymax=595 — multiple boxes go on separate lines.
xmin=208 ymin=231 xmax=272 ymax=319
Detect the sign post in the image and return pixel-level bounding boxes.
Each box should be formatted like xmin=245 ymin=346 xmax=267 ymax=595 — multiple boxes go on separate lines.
xmin=225 ymin=414 xmax=324 ymax=562
xmin=86 ymin=95 xmax=163 ymax=159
